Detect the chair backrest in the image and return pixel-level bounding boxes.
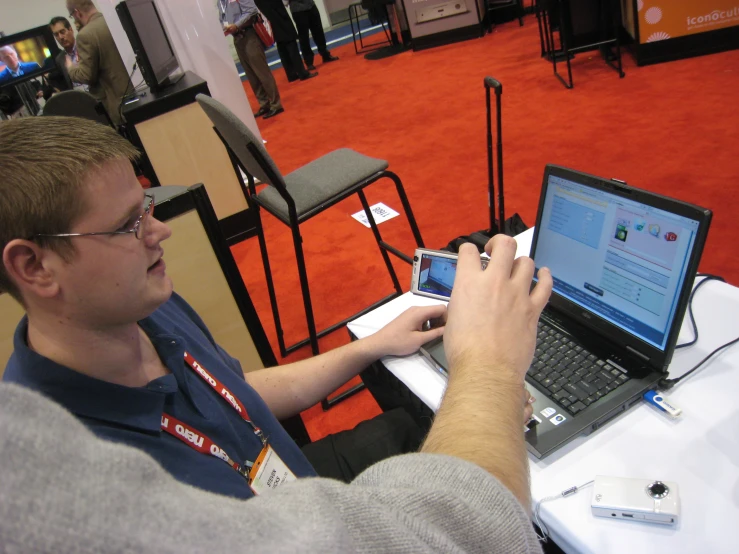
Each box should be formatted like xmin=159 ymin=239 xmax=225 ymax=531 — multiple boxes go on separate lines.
xmin=1 ymin=184 xmax=276 ymax=379
xmin=195 ymin=94 xmax=286 ymax=192
xmin=42 ymin=90 xmax=114 ymax=128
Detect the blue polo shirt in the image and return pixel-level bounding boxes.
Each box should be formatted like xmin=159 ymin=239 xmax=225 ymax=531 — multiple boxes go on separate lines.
xmin=3 ymin=293 xmax=317 ymax=499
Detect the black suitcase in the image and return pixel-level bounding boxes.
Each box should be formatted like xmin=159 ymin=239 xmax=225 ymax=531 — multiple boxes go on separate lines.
xmin=444 ymin=76 xmax=527 ymax=253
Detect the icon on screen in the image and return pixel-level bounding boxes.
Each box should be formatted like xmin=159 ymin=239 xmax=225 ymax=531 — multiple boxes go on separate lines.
xmin=615 ymin=224 xmax=628 ymax=242
xmin=664 ymin=232 xmax=677 ymax=242
xmin=649 ymin=224 xmax=660 ymax=238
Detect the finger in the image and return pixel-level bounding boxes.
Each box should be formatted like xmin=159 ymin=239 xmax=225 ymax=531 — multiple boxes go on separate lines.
xmin=523 ymin=403 xmax=534 ymax=423
xmin=455 ymin=243 xmax=483 ymax=278
xmin=530 ymin=266 xmax=553 ymax=314
xmin=419 ymin=326 xmax=444 ymax=343
xmin=416 ymin=303 xmax=447 ymax=322
xmin=485 ymin=234 xmax=517 ymax=280
xmin=511 ymin=255 xmax=535 ymax=282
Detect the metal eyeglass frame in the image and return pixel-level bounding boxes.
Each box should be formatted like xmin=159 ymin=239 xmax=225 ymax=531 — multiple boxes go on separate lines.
xmin=29 ymin=194 xmax=155 ymax=241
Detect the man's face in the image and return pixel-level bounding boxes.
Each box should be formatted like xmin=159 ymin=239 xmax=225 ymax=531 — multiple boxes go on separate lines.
xmin=0 ymin=48 xmax=19 ymax=71
xmin=51 ymin=159 xmax=174 ymax=328
xmin=67 ymin=3 xmax=83 ymax=27
xmin=51 ymin=22 xmax=75 ymax=50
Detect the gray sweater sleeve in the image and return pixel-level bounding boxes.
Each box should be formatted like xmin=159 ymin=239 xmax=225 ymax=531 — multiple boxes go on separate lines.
xmin=0 ymin=383 xmax=542 ymax=553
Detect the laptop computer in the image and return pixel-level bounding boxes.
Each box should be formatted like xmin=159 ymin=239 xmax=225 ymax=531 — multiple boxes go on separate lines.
xmin=420 ymin=164 xmax=712 ymax=459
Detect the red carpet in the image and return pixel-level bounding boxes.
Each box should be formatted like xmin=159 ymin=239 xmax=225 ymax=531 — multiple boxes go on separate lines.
xmin=230 ymin=17 xmax=739 ymax=440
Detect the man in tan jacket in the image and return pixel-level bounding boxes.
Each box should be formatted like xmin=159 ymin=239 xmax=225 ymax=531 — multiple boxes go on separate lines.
xmin=66 ymin=0 xmax=132 ymax=125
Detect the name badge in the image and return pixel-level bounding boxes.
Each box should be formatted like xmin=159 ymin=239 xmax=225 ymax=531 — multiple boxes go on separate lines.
xmin=248 ymin=445 xmax=297 ymax=495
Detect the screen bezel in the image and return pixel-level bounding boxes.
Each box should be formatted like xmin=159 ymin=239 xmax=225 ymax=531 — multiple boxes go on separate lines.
xmin=117 ymin=0 xmax=179 ymax=91
xmin=530 ymin=164 xmax=712 ymax=372
xmin=0 ymin=25 xmax=60 ymax=90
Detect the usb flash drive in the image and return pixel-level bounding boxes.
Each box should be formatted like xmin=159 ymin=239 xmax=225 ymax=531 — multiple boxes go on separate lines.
xmin=643 ymin=390 xmax=682 ymax=417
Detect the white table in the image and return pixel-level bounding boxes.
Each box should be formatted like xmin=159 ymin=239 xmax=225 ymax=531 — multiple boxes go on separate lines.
xmin=347 ymin=228 xmax=739 ymax=554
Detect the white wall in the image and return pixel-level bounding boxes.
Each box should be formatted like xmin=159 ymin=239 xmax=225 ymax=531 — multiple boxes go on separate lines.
xmin=0 ymin=0 xmax=72 ymax=35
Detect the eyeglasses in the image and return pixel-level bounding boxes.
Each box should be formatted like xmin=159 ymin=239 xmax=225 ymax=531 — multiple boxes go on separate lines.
xmin=30 ymin=195 xmax=155 ymax=242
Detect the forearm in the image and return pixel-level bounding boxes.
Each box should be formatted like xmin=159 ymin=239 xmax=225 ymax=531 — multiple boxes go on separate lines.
xmin=421 ymin=357 xmax=531 ymax=512
xmin=66 ymin=63 xmax=91 ymax=84
xmin=246 ymin=336 xmax=384 ymax=419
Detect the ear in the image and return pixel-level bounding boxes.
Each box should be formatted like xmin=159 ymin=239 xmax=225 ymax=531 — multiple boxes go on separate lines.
xmin=2 ymin=240 xmax=61 ymax=301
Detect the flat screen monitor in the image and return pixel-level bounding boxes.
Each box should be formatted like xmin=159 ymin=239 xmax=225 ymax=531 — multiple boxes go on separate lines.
xmin=116 ymin=0 xmax=181 ymax=92
xmin=0 ymin=25 xmax=60 ymax=89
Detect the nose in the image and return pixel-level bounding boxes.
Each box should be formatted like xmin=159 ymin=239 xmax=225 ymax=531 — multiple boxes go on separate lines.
xmin=143 ymin=216 xmax=172 ymax=248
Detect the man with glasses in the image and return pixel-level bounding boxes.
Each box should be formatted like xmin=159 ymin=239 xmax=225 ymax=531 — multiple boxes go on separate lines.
xmin=0 ymin=116 xmax=548 ymax=551
xmin=64 ymin=0 xmax=132 ymax=125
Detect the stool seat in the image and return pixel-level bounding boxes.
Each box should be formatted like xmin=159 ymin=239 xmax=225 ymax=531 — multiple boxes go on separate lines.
xmin=257 ymin=149 xmax=389 ymax=223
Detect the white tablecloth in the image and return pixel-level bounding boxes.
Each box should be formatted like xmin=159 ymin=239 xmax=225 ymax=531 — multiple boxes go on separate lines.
xmin=347 ymin=228 xmax=739 ymax=553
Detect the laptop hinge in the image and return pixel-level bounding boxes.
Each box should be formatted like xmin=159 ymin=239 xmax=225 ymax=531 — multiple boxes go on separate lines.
xmin=626 ymin=345 xmax=650 ymax=361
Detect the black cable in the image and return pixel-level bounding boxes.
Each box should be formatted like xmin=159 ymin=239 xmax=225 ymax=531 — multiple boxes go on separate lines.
xmin=675 ymin=273 xmax=725 ymax=349
xmin=659 ymin=273 xmax=737 ymax=390
xmin=118 ymin=62 xmax=138 ymax=123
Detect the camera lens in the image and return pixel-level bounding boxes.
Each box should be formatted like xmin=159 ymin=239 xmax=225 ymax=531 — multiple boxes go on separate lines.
xmin=413 ymin=256 xmax=418 ymax=262
xmin=647 ymin=481 xmax=669 ymax=499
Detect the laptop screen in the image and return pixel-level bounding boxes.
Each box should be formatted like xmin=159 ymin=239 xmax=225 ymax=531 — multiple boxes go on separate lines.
xmin=534 ymin=173 xmax=701 ymax=351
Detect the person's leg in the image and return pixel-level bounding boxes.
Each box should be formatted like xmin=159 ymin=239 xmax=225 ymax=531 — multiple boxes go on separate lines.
xmin=293 ymin=11 xmax=315 ymax=69
xmin=307 ymin=5 xmax=335 ymax=62
xmin=276 ymin=41 xmax=299 ymax=81
xmin=234 ymin=33 xmax=270 ymax=115
xmin=285 ymin=40 xmax=316 ymax=80
xmin=301 ymin=408 xmax=425 ymax=482
xmin=243 ymin=30 xmax=283 ymax=115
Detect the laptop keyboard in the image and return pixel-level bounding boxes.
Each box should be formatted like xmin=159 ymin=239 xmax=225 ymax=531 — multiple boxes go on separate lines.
xmin=527 ymin=321 xmax=630 ymax=416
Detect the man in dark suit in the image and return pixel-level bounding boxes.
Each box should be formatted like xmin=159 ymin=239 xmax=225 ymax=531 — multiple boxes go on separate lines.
xmin=0 ymin=46 xmax=41 ymax=85
xmin=45 ymin=16 xmax=87 ymax=96
xmin=254 ymin=0 xmax=317 ymax=82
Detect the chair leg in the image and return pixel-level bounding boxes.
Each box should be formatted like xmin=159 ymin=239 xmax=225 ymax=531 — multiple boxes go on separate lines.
xmin=518 ymin=0 xmax=525 ymax=26
xmin=358 ymin=189 xmax=402 ymax=294
xmin=254 ymin=207 xmax=290 ymax=358
xmin=384 ymin=170 xmax=425 ymax=249
xmin=289 ymin=219 xmax=320 ymax=356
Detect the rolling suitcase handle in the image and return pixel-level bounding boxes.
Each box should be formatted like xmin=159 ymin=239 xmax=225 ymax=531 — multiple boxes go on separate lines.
xmin=484 ymin=76 xmax=504 ymax=233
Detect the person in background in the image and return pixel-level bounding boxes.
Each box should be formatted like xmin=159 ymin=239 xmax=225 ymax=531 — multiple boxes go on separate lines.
xmin=0 ymin=46 xmax=41 ymax=85
xmin=220 ymin=0 xmax=284 ymax=120
xmin=255 ymin=0 xmax=317 ymax=82
xmin=288 ymin=0 xmax=338 ymax=71
xmin=46 ymin=16 xmax=88 ymax=96
xmin=0 ymin=115 xmax=550 ymax=553
xmin=65 ymin=0 xmax=132 ymax=125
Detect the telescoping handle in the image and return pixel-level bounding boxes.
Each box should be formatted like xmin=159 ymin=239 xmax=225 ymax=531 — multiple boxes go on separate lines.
xmin=483 ymin=76 xmax=504 ymax=232
xmin=484 ymin=76 xmax=502 ymax=95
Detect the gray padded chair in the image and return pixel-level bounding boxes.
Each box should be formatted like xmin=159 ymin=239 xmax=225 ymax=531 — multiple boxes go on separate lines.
xmin=196 ymin=94 xmax=425 ymax=381
xmin=42 ymin=90 xmax=115 ymax=128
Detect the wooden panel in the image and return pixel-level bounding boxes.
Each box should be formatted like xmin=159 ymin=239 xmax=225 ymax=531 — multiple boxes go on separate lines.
xmin=165 ymin=210 xmax=264 ymax=372
xmin=1 ymin=294 xmax=26 ymax=378
xmin=134 ymin=103 xmax=248 ymax=221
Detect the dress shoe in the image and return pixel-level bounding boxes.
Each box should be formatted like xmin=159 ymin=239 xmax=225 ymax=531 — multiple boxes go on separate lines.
xmin=299 ymin=71 xmax=318 ymax=81
xmin=253 ymin=106 xmax=270 ymax=117
xmin=262 ymin=106 xmax=284 ymax=119
xmin=306 ymin=64 xmax=317 ymax=71
xmin=322 ymin=54 xmax=339 ymax=63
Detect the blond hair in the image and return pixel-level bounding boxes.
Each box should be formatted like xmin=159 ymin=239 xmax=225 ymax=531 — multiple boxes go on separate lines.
xmin=0 ymin=116 xmax=139 ymax=302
